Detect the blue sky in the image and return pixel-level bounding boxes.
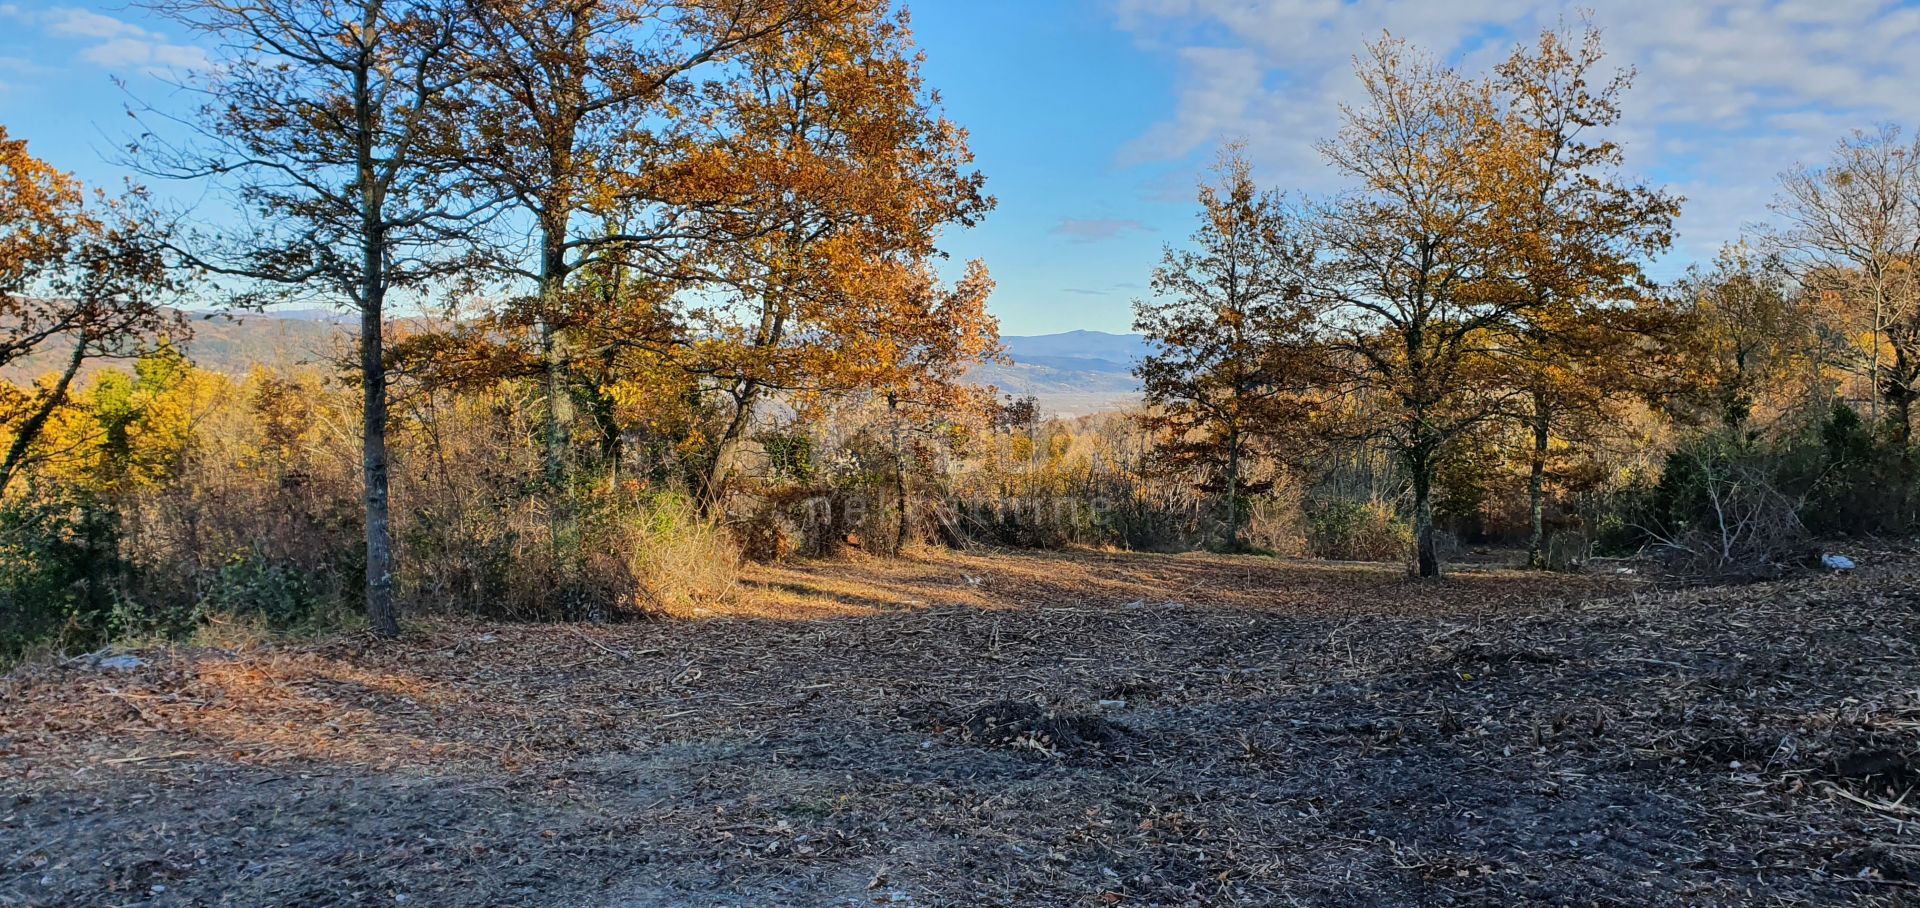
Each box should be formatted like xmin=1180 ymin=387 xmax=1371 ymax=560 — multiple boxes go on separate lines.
xmin=6 ymin=0 xmax=1920 ymax=334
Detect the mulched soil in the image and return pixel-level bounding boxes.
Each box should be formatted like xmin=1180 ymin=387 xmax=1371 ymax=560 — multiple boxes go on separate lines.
xmin=4 ymin=547 xmax=1920 ymax=906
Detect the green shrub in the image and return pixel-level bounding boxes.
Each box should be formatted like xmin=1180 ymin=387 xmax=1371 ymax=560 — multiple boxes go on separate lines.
xmin=0 ymin=495 xmax=123 ymax=662
xmin=1305 ymin=499 xmax=1412 ymax=562
xmin=196 ymin=553 xmax=350 ymax=629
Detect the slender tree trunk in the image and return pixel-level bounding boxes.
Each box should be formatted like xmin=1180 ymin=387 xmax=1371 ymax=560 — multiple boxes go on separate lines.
xmin=1888 ymin=344 xmax=1915 ymax=450
xmin=537 ymin=236 xmax=571 ymax=485
xmin=355 ymin=43 xmax=398 ymax=640
xmin=1870 ymin=294 xmax=1883 ymax=427
xmin=1223 ymin=425 xmax=1242 ymax=552
xmin=1410 ymin=449 xmax=1440 ymax=578
xmin=0 ymin=335 xmax=88 ymax=496
xmin=1888 ymin=344 xmax=1919 ymax=527
xmin=360 ymin=253 xmax=399 ymax=638
xmin=1526 ymin=393 xmax=1549 ymax=569
xmin=890 ymin=394 xmax=909 ymax=554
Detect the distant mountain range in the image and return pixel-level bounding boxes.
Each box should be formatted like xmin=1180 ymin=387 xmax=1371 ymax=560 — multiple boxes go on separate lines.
xmin=5 ymin=309 xmax=1147 ymax=415
xmin=973 ymin=330 xmax=1145 ymax=415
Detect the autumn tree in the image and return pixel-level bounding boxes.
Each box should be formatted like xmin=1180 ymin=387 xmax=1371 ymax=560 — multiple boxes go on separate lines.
xmin=1303 ymin=37 xmax=1523 ymax=577
xmin=139 ymin=0 xmax=494 ymax=637
xmin=1766 ymin=125 xmax=1920 ymax=447
xmin=1301 ymin=29 xmax=1673 ymax=576
xmin=677 ymin=1 xmax=992 ymax=507
xmin=1489 ymin=25 xmax=1678 ymax=567
xmin=457 ymin=0 xmax=831 ymax=482
xmin=1134 ymin=147 xmax=1319 ymax=551
xmin=0 ymin=127 xmax=180 ymax=494
xmin=1666 ymin=246 xmax=1818 ymax=436
xmin=860 ymin=259 xmax=998 ymax=552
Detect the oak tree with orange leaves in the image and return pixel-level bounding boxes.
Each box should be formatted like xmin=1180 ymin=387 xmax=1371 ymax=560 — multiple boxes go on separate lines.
xmin=1303 ymin=27 xmax=1675 ymax=577
xmin=1306 ymin=36 xmax=1525 ymax=577
xmin=1664 ymin=246 xmax=1818 ymax=437
xmin=1489 ymin=25 xmax=1678 ymax=567
xmin=673 ymin=0 xmax=993 ymax=507
xmin=863 ymin=259 xmax=998 ymax=551
xmin=457 ymin=0 xmax=834 ymax=482
xmin=1134 ymin=146 xmax=1321 ymax=552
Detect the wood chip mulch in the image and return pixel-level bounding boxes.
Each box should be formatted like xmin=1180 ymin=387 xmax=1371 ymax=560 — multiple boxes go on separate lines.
xmin=3 ymin=547 xmax=1919 ymax=906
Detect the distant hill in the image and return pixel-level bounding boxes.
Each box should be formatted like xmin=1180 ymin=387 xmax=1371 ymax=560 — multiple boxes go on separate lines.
xmin=171 ymin=309 xmax=356 ymax=369
xmin=1001 ymin=330 xmax=1148 ymax=370
xmin=6 ymin=309 xmax=1146 ymax=415
xmin=973 ymin=329 xmax=1144 ymax=416
xmin=0 ymin=308 xmax=353 ymax=384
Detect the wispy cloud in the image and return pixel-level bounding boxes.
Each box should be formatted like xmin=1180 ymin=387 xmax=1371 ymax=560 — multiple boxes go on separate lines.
xmin=81 ymin=36 xmax=209 ymax=71
xmin=1052 ymin=217 xmax=1152 ymax=243
xmin=45 ymin=7 xmax=147 ymax=40
xmin=1063 ymin=280 xmax=1147 ymax=297
xmin=21 ymin=6 xmax=208 ymax=77
xmin=1112 ymin=0 xmax=1920 ymax=264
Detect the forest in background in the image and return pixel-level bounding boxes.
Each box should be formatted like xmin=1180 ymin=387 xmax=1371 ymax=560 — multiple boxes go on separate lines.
xmin=3 ymin=1 xmax=1919 ymax=661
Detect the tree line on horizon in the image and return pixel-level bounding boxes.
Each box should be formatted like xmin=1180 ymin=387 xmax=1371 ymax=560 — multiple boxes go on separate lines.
xmin=2 ymin=7 xmax=1918 ymax=659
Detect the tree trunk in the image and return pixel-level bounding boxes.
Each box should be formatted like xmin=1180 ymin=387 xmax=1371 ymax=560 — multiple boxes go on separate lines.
xmin=539 ymin=318 xmax=570 ymax=477
xmin=537 ymin=237 xmax=571 ymax=485
xmin=360 ymin=265 xmax=399 ymax=638
xmin=1410 ymin=452 xmax=1440 ymax=578
xmin=1887 ymin=344 xmax=1916 ymax=450
xmin=355 ymin=40 xmax=398 ymax=640
xmin=1526 ymin=394 xmax=1549 ymax=569
xmin=890 ymin=394 xmax=909 ymax=554
xmin=1223 ymin=426 xmax=1242 ymax=552
xmin=0 ymin=335 xmax=87 ymax=496
xmin=698 ymin=381 xmax=759 ymax=513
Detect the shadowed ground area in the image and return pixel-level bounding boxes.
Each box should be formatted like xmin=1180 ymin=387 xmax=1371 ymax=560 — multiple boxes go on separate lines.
xmin=4 ymin=548 xmax=1920 ymax=906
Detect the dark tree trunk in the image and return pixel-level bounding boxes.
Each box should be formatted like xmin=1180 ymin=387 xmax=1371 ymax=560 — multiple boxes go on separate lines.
xmin=1526 ymin=394 xmax=1549 ymax=569
xmin=1887 ymin=344 xmax=1916 ymax=450
xmin=359 ymin=255 xmax=399 ymax=639
xmin=1223 ymin=425 xmax=1242 ymax=552
xmin=890 ymin=395 xmax=909 ymax=554
xmin=1410 ymin=450 xmax=1440 ymax=578
xmin=698 ymin=381 xmax=759 ymax=514
xmin=537 ymin=234 xmax=572 ymax=485
xmin=355 ymin=41 xmax=398 ymax=640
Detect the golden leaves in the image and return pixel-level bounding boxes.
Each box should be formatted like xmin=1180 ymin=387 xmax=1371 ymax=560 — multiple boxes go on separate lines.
xmin=0 ymin=126 xmax=90 ymax=298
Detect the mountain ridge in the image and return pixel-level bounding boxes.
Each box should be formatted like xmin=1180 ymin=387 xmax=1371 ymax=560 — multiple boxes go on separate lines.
xmin=4 ymin=309 xmax=1146 ymax=415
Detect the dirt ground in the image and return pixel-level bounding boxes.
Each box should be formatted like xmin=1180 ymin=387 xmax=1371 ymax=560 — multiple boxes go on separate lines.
xmin=5 ymin=547 xmax=1920 ymax=906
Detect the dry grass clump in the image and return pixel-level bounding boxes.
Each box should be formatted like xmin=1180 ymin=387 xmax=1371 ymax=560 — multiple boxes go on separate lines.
xmin=619 ymin=493 xmax=741 ymax=617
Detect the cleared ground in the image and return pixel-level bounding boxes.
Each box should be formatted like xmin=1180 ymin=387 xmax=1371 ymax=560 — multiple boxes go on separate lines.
xmin=4 ymin=548 xmax=1920 ymax=906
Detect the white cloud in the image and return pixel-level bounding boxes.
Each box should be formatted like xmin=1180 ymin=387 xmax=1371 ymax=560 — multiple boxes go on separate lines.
xmin=81 ymin=35 xmax=209 ymax=72
xmin=45 ymin=7 xmax=147 ymax=40
xmin=23 ymin=6 xmax=207 ymax=78
xmin=1117 ymin=46 xmax=1262 ymax=166
xmin=1112 ymin=0 xmax=1920 ymax=264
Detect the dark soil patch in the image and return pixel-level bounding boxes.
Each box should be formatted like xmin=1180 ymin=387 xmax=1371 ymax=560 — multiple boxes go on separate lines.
xmin=946 ymin=698 xmax=1132 ymax=755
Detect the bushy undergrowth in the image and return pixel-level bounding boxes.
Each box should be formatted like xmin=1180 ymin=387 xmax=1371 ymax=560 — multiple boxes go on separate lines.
xmin=0 ymin=494 xmax=123 ymax=660
xmin=0 ymin=360 xmax=750 ymax=660
xmin=1304 ymin=499 xmax=1413 ymax=561
xmin=1598 ymin=404 xmax=1917 ymax=575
